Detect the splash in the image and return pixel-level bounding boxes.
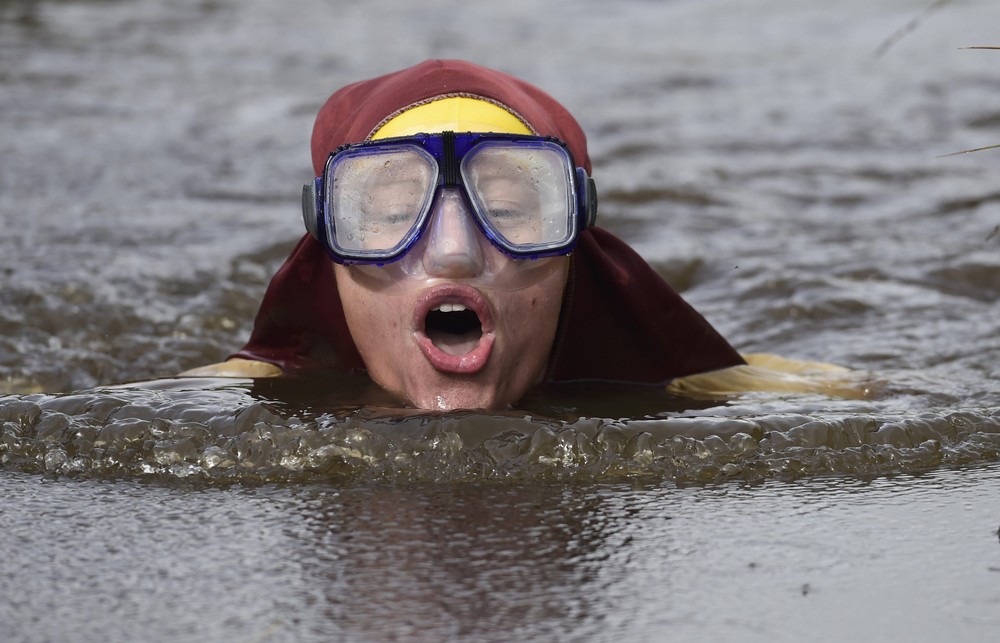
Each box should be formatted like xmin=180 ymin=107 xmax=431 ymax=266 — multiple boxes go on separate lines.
xmin=2 ymin=378 xmax=998 ymax=484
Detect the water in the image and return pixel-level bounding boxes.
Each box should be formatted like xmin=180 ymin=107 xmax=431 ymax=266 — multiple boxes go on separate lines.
xmin=3 ymin=468 xmax=999 ymax=642
xmin=3 ymin=0 xmax=1000 ymax=640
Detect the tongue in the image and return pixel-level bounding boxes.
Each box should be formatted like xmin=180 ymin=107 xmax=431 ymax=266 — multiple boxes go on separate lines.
xmin=427 ymin=329 xmax=481 ymax=356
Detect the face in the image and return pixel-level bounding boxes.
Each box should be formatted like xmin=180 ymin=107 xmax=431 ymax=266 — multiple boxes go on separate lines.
xmin=335 ymin=188 xmax=570 ymax=411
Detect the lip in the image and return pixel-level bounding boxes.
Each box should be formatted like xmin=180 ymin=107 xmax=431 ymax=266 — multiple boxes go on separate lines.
xmin=413 ymin=283 xmax=496 ymax=375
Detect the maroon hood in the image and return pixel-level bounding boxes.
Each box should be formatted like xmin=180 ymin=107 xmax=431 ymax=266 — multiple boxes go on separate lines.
xmin=234 ymin=59 xmax=744 ymax=383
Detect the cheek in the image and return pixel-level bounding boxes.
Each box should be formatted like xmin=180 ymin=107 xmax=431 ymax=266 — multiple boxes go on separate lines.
xmin=503 ymin=266 xmax=568 ymax=350
xmin=334 ymin=267 xmax=406 ymax=344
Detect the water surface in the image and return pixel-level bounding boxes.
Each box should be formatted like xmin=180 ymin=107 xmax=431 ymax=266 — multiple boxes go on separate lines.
xmin=2 ymin=0 xmax=1000 ymax=640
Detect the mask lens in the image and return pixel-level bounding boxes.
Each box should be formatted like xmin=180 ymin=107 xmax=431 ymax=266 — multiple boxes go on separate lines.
xmin=461 ymin=141 xmax=575 ymax=254
xmin=326 ymin=145 xmax=437 ymax=258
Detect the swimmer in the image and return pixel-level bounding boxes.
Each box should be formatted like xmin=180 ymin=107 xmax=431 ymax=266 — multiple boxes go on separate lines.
xmin=182 ymin=60 xmax=871 ymax=409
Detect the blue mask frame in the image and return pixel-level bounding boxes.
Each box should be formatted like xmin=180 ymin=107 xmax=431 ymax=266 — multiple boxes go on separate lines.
xmin=302 ymin=131 xmax=598 ymax=265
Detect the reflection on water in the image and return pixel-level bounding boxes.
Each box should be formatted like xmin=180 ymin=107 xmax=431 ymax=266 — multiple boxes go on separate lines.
xmin=291 ymin=483 xmax=621 ymax=640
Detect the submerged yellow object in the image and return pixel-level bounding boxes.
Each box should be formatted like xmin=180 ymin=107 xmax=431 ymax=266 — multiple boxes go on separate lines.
xmin=177 ymin=358 xmax=283 ymax=378
xmin=667 ymin=353 xmax=876 ymax=399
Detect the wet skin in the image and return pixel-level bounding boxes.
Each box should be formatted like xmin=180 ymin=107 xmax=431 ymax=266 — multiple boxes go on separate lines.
xmin=334 ymin=188 xmax=569 ymax=410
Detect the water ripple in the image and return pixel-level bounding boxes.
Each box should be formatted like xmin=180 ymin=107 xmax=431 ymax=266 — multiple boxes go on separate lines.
xmin=2 ymin=380 xmax=997 ymax=484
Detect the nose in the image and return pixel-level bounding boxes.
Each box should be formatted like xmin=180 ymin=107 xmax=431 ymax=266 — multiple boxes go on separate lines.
xmin=421 ymin=188 xmax=485 ymax=278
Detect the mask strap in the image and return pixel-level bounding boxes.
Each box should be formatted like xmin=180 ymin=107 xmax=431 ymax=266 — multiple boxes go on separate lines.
xmin=440 ymin=131 xmax=460 ymax=186
xmin=302 ymin=177 xmax=322 ymax=240
xmin=576 ymin=168 xmax=599 ymax=228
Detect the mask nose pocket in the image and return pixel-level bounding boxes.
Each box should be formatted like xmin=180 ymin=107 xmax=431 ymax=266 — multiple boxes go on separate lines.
xmin=420 ymin=189 xmax=485 ymax=278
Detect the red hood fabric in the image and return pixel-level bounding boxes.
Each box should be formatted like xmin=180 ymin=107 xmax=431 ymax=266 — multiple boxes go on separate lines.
xmin=234 ymin=59 xmax=745 ymax=384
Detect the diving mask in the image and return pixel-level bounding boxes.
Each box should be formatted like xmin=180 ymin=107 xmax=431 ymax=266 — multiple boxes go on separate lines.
xmin=302 ymin=131 xmax=598 ymax=265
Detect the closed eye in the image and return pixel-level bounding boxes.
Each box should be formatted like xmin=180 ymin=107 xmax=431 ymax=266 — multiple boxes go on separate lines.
xmin=380 ymin=211 xmax=416 ymax=225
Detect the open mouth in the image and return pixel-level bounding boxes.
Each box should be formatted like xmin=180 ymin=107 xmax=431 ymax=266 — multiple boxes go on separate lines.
xmin=425 ymin=303 xmax=483 ymax=355
xmin=414 ymin=285 xmax=495 ymax=375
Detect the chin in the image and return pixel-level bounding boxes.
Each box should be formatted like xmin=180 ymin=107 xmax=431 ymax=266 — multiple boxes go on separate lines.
xmin=402 ymin=373 xmax=515 ymax=411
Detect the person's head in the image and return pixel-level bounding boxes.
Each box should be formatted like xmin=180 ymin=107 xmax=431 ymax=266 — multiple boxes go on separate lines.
xmin=234 ymin=63 xmax=743 ymax=400
xmin=302 ymin=61 xmax=596 ymax=410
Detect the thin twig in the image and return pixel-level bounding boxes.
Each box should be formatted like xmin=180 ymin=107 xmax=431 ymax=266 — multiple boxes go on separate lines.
xmin=874 ymin=0 xmax=954 ymax=58
xmin=938 ymin=144 xmax=1000 ymax=158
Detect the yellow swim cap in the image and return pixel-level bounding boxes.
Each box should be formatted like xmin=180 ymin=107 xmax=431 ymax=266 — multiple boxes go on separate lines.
xmin=371 ymin=96 xmax=532 ymax=140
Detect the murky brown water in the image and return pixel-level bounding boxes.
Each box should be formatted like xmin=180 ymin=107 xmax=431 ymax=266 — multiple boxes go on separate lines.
xmin=2 ymin=0 xmax=1000 ymax=640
